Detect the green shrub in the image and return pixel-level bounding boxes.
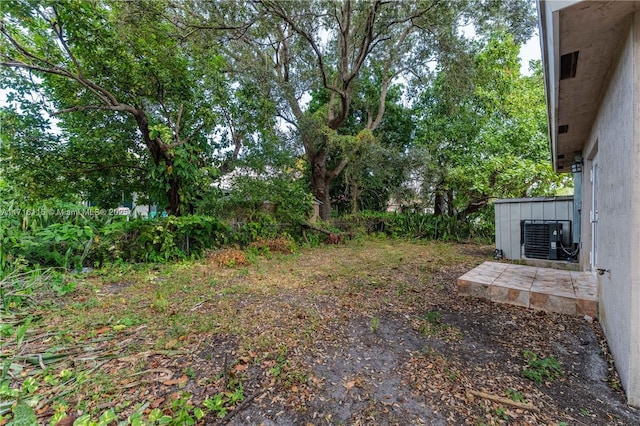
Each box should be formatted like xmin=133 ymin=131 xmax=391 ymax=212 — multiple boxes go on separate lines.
xmin=0 ymin=200 xmax=235 ymax=268
xmin=345 ymin=211 xmax=481 ymax=241
xmin=198 ymin=176 xmax=314 ymax=229
xmin=91 ymin=215 xmax=233 ymax=264
xmin=1 ymin=201 xmax=111 ymax=270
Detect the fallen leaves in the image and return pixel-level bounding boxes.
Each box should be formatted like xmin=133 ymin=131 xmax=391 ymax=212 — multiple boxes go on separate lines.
xmin=343 ymin=380 xmax=356 ymax=391
xmin=207 ymin=249 xmax=249 ymax=267
xmin=162 ymin=375 xmax=188 ymax=387
xmin=232 ymin=363 xmax=248 ymax=372
xmin=3 ymin=240 xmax=633 ymax=425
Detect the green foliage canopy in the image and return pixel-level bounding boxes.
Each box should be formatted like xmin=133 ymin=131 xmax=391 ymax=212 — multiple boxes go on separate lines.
xmin=414 ymin=32 xmax=566 ymax=218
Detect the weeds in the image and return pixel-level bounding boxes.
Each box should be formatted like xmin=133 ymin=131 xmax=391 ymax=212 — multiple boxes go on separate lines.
xmin=506 ymin=388 xmax=525 ymax=403
xmin=495 ymin=406 xmax=509 ymax=420
xmin=0 ymin=238 xmax=493 ymax=424
xmin=522 ymin=350 xmax=562 ymax=384
xmin=269 ymin=350 xmax=288 ymax=378
xmin=0 ymin=267 xmax=72 ymax=314
xmin=418 ymin=310 xmax=446 ymax=335
xmin=370 ymin=317 xmax=380 ymax=333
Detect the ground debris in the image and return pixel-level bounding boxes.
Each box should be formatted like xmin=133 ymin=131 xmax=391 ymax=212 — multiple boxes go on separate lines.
xmin=4 ymin=240 xmax=639 ymax=425
xmin=466 ymin=388 xmax=540 ymax=413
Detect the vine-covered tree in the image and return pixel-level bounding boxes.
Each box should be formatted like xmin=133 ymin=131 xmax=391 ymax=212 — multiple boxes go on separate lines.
xmin=1 ymin=0 xmax=539 ymax=219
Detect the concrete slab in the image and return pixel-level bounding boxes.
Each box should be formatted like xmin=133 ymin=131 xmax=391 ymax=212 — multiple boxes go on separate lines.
xmin=457 ymin=261 xmax=598 ymax=318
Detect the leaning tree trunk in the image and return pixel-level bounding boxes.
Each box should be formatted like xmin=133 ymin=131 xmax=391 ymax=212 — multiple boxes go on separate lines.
xmin=434 ymin=191 xmax=445 ymax=216
xmin=166 ymin=173 xmax=181 ymax=216
xmin=134 ymin=110 xmax=183 ymax=216
xmin=350 ymin=180 xmax=360 ymax=215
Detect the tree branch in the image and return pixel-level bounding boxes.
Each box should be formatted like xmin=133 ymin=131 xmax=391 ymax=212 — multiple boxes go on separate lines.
xmin=326 ymin=157 xmax=349 ymax=181
xmin=345 ymin=0 xmax=381 ymax=86
xmin=63 ymin=162 xmax=147 ymax=175
xmin=167 ymin=122 xmax=205 ymax=149
xmin=52 ymin=104 xmax=136 ymax=116
xmin=367 ymin=24 xmax=414 ymax=131
xmin=174 ymin=104 xmax=184 ymax=143
xmin=50 ymin=6 xmax=84 ymax=79
xmin=0 ymin=22 xmax=61 ymax=71
xmin=260 ymin=1 xmax=342 ymax=96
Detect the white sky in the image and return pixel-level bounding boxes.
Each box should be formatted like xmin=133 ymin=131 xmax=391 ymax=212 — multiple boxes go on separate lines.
xmin=519 ymin=32 xmax=542 ymax=75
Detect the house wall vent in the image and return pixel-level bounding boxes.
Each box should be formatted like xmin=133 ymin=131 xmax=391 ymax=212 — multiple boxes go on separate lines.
xmin=560 ymin=51 xmax=579 ymax=79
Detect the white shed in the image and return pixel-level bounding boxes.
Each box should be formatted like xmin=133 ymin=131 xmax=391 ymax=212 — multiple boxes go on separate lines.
xmin=494 ymin=196 xmax=575 ymax=261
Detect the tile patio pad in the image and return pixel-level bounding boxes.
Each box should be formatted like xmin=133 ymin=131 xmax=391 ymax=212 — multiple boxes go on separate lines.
xmin=457 ymin=261 xmax=598 ymax=318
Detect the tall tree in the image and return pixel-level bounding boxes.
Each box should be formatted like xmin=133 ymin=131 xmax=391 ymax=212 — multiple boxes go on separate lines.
xmin=414 ymin=32 xmax=565 ymax=218
xmin=0 ymin=100 xmax=145 ymax=206
xmin=209 ymin=0 xmax=535 ymax=219
xmin=314 ymin=77 xmax=416 ymax=214
xmin=0 ymin=0 xmax=232 ymax=214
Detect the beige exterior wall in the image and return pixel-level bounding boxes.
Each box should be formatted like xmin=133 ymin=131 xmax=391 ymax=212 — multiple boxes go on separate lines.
xmin=580 ymin=14 xmax=640 ymax=406
xmin=630 ymin=12 xmax=640 ymax=407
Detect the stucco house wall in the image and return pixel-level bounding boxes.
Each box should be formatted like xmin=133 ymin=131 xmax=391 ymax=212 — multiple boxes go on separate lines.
xmin=539 ymin=0 xmax=640 ymax=407
xmin=579 ymin=17 xmax=639 ymax=404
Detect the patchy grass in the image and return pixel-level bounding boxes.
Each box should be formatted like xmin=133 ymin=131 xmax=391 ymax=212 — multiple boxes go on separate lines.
xmin=1 ymin=239 xmax=635 ymax=425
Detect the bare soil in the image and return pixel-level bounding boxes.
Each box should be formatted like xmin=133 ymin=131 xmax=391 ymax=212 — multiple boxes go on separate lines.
xmin=220 ymin=243 xmax=640 ymax=425
xmin=7 ymin=240 xmax=640 ymax=425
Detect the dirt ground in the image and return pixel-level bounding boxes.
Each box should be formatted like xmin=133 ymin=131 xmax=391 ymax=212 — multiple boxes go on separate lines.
xmin=212 ymin=243 xmax=640 ymax=425
xmin=8 ymin=240 xmax=640 ymax=425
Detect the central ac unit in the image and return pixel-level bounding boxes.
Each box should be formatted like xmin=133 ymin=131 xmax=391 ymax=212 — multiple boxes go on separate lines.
xmin=522 ymin=222 xmax=563 ymax=260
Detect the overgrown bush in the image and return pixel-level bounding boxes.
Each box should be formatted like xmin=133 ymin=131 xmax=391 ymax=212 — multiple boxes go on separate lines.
xmin=248 ymin=235 xmax=297 ymax=255
xmin=1 ymin=202 xmax=235 ymax=268
xmin=198 ymin=176 xmax=314 ymax=231
xmin=0 ymin=195 xmax=493 ymax=271
xmin=466 ymin=205 xmax=495 ymax=242
xmin=345 ymin=211 xmax=481 ymax=241
xmin=90 ymin=215 xmax=233 ymax=264
xmin=1 ymin=201 xmax=111 ymax=271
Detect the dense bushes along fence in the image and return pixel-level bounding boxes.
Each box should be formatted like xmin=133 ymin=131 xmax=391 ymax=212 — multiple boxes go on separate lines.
xmin=345 ymin=210 xmax=494 ymax=242
xmin=0 ymin=203 xmax=494 ymax=271
xmin=0 ymin=209 xmax=231 ymax=270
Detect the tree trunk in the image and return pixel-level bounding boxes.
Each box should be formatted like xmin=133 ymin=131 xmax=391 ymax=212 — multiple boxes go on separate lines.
xmin=310 ymin=152 xmax=332 ymax=220
xmin=457 ymin=196 xmax=490 ymax=220
xmin=351 ymin=180 xmax=360 ymax=215
xmin=447 ymin=189 xmax=454 ymax=216
xmin=166 ymin=173 xmax=181 ymax=216
xmin=434 ymin=191 xmax=445 ymax=216
xmin=133 ymin=109 xmax=182 ymax=216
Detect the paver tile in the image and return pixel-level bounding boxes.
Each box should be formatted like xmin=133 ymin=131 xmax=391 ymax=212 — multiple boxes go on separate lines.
xmin=531 ymin=275 xmax=574 ymax=298
xmin=571 ymin=272 xmax=598 ymax=300
xmin=576 ymin=299 xmax=598 ymax=318
xmin=490 ymin=285 xmax=529 ymax=307
xmin=530 ymin=292 xmax=577 ymax=316
xmin=493 ymin=273 xmax=533 ymax=290
xmin=457 ymin=279 xmax=490 ymax=299
xmin=457 ymin=261 xmax=599 ymax=318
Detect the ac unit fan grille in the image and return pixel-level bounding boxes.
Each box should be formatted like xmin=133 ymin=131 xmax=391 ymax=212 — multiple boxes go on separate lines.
xmin=524 ymin=223 xmax=553 ymax=259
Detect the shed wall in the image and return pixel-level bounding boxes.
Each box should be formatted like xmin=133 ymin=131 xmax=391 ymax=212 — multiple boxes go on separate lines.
xmin=494 ymin=197 xmax=573 ymax=260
